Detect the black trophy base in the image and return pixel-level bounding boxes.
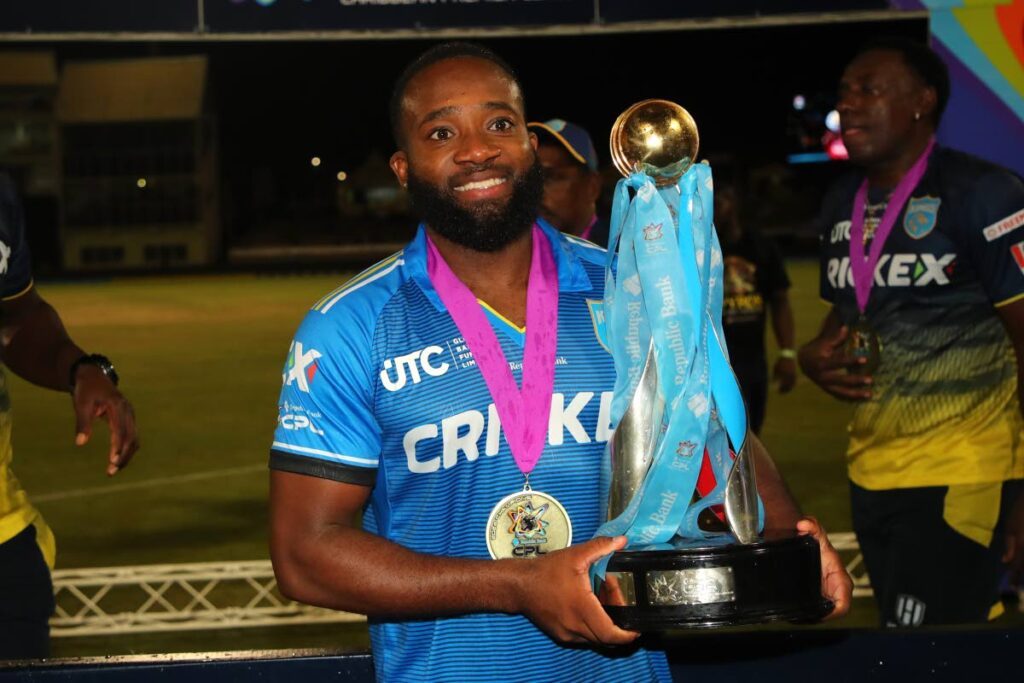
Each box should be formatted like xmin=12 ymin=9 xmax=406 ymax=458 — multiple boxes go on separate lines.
xmin=597 ymin=532 xmax=833 ymax=630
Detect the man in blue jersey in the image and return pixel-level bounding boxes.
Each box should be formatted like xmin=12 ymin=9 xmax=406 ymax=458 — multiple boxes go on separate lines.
xmin=799 ymin=38 xmax=1024 ymax=626
xmin=269 ymin=43 xmax=851 ymax=682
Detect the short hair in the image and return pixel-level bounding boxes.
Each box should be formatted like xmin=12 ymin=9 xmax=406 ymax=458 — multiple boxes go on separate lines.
xmin=389 ymin=42 xmax=525 ymax=148
xmin=853 ymin=36 xmax=951 ymax=125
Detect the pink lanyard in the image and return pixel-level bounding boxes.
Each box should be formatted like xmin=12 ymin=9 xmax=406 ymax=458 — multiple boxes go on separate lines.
xmin=580 ymin=215 xmax=598 ymax=242
xmin=426 ymin=224 xmax=559 ymax=475
xmin=849 ymin=138 xmax=935 ymax=313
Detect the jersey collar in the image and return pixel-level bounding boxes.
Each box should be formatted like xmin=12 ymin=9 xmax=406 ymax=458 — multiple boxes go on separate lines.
xmin=406 ymin=217 xmax=593 ymax=312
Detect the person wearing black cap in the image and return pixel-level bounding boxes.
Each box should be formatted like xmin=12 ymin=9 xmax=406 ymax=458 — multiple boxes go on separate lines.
xmin=528 ymin=119 xmax=609 ymax=247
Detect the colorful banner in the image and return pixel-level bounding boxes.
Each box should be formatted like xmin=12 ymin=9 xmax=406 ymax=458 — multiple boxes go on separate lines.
xmin=893 ymin=0 xmax=1024 ymax=177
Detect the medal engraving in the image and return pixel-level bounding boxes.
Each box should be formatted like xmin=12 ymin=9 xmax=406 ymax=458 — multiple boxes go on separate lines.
xmin=846 ymin=317 xmax=881 ymax=375
xmin=486 ymin=490 xmax=572 ymax=560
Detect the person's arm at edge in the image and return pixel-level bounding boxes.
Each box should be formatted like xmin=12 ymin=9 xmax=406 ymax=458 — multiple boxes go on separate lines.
xmin=994 ymin=298 xmax=1024 ymax=574
xmin=0 ymin=285 xmax=138 ymax=474
xmin=768 ymin=288 xmax=797 ymax=393
xmin=747 ymin=432 xmax=853 ymax=618
xmin=269 ymin=470 xmax=638 ymax=645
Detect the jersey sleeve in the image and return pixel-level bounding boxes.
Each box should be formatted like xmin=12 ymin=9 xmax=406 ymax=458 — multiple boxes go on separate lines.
xmin=269 ymin=306 xmax=381 ymax=486
xmin=0 ymin=174 xmax=34 ymax=299
xmin=959 ymin=169 xmax=1024 ymax=306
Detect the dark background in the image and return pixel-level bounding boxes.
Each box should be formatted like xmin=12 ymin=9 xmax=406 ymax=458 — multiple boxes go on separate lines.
xmin=8 ymin=14 xmax=927 ymax=266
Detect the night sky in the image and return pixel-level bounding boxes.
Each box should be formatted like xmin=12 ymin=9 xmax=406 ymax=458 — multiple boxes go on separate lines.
xmin=28 ymin=16 xmax=927 ymax=257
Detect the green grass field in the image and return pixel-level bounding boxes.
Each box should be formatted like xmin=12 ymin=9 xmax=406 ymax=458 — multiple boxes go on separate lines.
xmin=7 ymin=261 xmax=1017 ymax=657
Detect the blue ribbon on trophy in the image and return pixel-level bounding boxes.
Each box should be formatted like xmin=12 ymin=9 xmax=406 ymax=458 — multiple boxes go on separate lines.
xmin=592 ymin=100 xmax=763 ymax=585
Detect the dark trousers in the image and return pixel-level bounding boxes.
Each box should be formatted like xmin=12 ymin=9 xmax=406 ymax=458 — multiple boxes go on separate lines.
xmin=0 ymin=524 xmax=53 ymax=659
xmin=851 ymin=479 xmax=1021 ymax=627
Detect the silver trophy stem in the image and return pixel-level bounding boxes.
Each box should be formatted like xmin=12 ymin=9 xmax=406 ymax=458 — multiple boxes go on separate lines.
xmin=607 ymin=342 xmax=665 ymax=520
xmin=723 ymin=437 xmax=759 ymax=544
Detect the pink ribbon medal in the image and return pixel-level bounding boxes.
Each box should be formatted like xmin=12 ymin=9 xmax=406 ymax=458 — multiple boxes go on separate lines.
xmin=845 ymin=138 xmax=935 ymax=374
xmin=426 ymin=225 xmax=571 ymax=559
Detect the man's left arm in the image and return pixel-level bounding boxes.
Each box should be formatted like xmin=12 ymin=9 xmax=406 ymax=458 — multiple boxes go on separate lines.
xmin=763 ymin=238 xmax=797 ymax=393
xmin=0 ymin=286 xmax=138 ymax=475
xmin=768 ymin=290 xmax=797 ymax=393
xmin=747 ymin=432 xmax=853 ymax=618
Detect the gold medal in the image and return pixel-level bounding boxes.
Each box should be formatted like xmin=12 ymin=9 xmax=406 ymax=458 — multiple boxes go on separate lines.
xmin=485 ymin=488 xmax=572 ymax=560
xmin=846 ymin=316 xmax=882 ymax=375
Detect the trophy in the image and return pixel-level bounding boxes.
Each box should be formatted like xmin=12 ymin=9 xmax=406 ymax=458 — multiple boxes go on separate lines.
xmin=592 ymin=100 xmax=832 ymax=630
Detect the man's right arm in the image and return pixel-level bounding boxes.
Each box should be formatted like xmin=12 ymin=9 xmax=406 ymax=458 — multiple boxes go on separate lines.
xmin=269 ymin=470 xmax=638 ymax=646
xmin=797 ymin=307 xmax=872 ymax=401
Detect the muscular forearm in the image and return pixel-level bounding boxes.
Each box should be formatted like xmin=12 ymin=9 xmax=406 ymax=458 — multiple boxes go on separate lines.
xmin=1 ymin=291 xmax=83 ymax=391
xmin=747 ymin=433 xmax=802 ymax=530
xmin=272 ymin=522 xmax=529 ymax=618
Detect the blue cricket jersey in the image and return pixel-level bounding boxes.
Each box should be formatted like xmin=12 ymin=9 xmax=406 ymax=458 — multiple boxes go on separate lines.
xmin=270 ymin=220 xmax=671 ymax=682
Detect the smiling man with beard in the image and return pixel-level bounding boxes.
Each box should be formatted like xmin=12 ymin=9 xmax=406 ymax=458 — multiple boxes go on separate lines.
xmin=267 ymin=42 xmax=847 ymax=682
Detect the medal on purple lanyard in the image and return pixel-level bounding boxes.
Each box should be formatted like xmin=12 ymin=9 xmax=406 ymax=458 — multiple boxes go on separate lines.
xmin=846 ymin=138 xmax=935 ymax=375
xmin=426 ymin=225 xmax=572 ymax=560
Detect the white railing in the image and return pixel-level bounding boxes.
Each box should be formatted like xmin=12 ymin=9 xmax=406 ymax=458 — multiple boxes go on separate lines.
xmin=50 ymin=560 xmax=363 ymax=637
xmin=50 ymin=532 xmax=870 ymax=637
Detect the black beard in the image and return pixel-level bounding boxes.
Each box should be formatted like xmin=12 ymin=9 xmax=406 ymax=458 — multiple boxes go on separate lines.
xmin=406 ymin=158 xmax=544 ymax=253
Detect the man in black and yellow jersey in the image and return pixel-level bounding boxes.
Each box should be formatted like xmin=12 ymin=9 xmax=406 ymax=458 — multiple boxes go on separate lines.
xmin=800 ymin=38 xmax=1024 ymax=627
xmin=0 ymin=173 xmax=139 ymax=658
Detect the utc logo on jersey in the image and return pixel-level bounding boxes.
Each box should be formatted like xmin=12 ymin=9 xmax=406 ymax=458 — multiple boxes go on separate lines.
xmin=283 ymin=341 xmax=321 ymax=393
xmin=379 ymin=345 xmax=450 ymax=392
xmin=903 ymin=196 xmax=940 ymax=240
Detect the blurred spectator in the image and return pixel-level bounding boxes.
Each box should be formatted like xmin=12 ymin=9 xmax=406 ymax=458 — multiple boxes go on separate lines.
xmin=528 ymin=119 xmax=608 ymax=246
xmin=716 ymin=183 xmax=797 ymax=434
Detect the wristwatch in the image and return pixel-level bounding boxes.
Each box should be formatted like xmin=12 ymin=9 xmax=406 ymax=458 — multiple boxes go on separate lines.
xmin=69 ymin=354 xmax=119 ymax=389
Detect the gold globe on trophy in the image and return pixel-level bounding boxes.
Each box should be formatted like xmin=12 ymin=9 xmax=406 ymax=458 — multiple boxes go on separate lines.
xmin=610 ymin=99 xmax=699 ymax=185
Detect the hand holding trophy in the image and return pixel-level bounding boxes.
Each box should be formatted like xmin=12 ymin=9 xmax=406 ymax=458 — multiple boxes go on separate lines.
xmin=592 ymin=100 xmax=833 ymax=629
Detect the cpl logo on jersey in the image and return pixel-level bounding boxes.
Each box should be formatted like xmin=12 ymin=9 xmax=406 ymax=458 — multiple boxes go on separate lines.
xmin=379 ymin=345 xmax=450 ymax=392
xmin=903 ymin=196 xmax=941 ymax=240
xmin=283 ymin=341 xmax=321 ymax=393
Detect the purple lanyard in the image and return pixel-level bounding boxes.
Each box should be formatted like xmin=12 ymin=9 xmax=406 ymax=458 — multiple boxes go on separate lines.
xmin=426 ymin=224 xmax=559 ymax=475
xmin=849 ymin=138 xmax=935 ymax=313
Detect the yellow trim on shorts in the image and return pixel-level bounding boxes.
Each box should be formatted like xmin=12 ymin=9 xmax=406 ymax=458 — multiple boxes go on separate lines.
xmin=942 ymin=482 xmax=1001 ymax=549
xmin=1 ymin=279 xmax=33 ymax=301
xmin=32 ymin=516 xmax=56 ymax=570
